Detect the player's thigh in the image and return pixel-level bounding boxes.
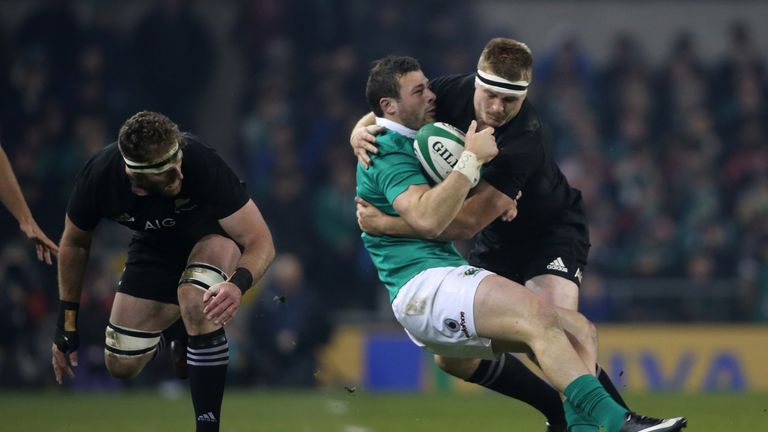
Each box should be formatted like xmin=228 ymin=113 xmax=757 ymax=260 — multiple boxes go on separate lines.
xmin=113 ymin=240 xmax=184 ymax=329
xmin=473 ymin=274 xmax=558 ymax=350
xmin=110 ymin=292 xmax=180 ymax=330
xmin=525 ymin=274 xmax=579 ymax=310
xmin=392 ymin=266 xmax=498 ymax=360
xmin=186 ymin=234 xmax=241 ymax=274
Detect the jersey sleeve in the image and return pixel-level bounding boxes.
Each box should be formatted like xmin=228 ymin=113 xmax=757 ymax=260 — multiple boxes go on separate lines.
xmin=66 ymin=164 xmax=102 ymax=231
xmin=205 ymin=152 xmax=250 ymax=219
xmin=374 ymin=150 xmax=430 ymax=205
xmin=482 ymin=131 xmax=544 ymax=199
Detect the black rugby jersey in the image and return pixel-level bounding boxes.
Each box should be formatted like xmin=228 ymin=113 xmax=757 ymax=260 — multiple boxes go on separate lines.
xmin=429 ymin=73 xmax=586 ymax=239
xmin=67 ymin=133 xmax=249 ymax=246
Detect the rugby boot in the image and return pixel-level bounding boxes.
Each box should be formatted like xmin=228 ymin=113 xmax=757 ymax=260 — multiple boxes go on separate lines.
xmin=170 ymin=338 xmax=189 ymax=379
xmin=619 ymin=412 xmax=687 ymax=432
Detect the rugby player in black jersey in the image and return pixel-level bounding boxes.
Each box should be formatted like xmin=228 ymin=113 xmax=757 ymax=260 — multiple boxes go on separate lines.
xmin=51 ymin=111 xmax=275 ymax=432
xmin=351 ymin=39 xmax=679 ymax=432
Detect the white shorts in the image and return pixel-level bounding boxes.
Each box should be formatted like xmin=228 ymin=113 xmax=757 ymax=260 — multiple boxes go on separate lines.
xmin=392 ymin=265 xmax=497 ymax=360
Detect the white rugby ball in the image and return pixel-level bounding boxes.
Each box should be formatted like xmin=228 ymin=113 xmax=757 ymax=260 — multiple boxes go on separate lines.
xmin=413 ymin=122 xmax=480 ymax=187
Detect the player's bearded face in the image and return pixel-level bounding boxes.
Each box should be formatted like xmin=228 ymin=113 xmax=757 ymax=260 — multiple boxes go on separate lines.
xmin=394 ymin=71 xmax=437 ymax=130
xmin=129 ymin=157 xmax=184 ymax=197
xmin=474 ymin=86 xmax=525 ymax=128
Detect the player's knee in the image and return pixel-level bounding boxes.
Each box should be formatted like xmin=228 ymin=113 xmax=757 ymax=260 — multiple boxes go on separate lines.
xmin=104 ymin=354 xmax=145 ymax=379
xmin=434 ymin=355 xmax=478 ymax=379
xmin=530 ymin=299 xmax=560 ymax=331
xmin=178 ymin=262 xmax=228 ymax=294
xmin=104 ymin=322 xmax=161 ymax=380
xmin=177 ymin=262 xmax=228 ymax=321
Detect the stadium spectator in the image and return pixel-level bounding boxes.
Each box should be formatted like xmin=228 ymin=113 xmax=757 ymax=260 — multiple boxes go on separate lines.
xmin=245 ymin=253 xmax=331 ymax=387
xmin=130 ymin=0 xmax=215 ymax=129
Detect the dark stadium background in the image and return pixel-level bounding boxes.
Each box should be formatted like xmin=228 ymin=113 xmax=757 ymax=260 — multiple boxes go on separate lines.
xmin=0 ymin=0 xmax=766 ymax=416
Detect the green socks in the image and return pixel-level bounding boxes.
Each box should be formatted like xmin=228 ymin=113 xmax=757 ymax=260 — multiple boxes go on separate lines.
xmin=564 ymin=374 xmax=628 ymax=432
xmin=563 ymin=399 xmax=598 ymax=431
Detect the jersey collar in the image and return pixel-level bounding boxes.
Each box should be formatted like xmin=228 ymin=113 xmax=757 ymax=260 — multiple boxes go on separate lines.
xmin=376 ymin=117 xmax=417 ymax=139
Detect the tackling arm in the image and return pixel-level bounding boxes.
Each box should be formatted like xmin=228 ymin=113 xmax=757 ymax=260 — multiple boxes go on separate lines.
xmin=393 ymin=171 xmax=474 ymax=239
xmin=350 ymin=112 xmax=384 ymax=168
xmin=358 ymin=181 xmax=518 ymax=240
xmin=440 ymin=181 xmax=518 ymax=239
xmin=391 ymin=122 xmax=497 ymax=238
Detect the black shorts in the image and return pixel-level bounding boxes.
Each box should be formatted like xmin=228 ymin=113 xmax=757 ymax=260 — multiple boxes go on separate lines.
xmin=468 ymin=219 xmax=590 ymax=288
xmin=118 ymin=236 xmax=193 ymax=305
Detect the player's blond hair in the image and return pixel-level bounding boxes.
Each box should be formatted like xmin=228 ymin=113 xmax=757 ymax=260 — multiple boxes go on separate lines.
xmin=477 ymin=38 xmax=533 ymax=82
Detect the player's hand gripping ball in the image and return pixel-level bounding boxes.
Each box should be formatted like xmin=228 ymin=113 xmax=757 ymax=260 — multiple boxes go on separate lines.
xmin=413 ymin=122 xmax=481 ymax=187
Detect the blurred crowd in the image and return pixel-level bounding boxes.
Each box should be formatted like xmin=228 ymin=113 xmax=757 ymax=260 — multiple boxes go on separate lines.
xmin=0 ymin=0 xmax=766 ymax=388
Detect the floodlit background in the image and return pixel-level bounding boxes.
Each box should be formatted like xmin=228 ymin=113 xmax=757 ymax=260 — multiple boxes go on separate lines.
xmin=0 ymin=0 xmax=767 ymax=430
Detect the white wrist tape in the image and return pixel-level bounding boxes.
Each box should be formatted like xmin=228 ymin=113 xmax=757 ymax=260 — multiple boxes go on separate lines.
xmin=453 ymin=150 xmax=481 ymax=186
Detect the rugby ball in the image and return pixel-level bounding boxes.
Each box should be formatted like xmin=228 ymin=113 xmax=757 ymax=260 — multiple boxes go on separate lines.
xmin=413 ymin=122 xmax=480 ymax=187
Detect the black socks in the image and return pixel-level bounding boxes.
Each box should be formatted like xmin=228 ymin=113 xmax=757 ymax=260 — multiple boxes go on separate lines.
xmin=467 ymin=353 xmax=566 ymax=426
xmin=188 ymin=328 xmax=229 ymax=432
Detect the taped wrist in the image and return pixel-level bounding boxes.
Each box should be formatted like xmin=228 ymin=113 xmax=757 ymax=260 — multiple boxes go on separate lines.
xmin=228 ymin=267 xmax=253 ymax=294
xmin=453 ymin=150 xmax=481 ymax=186
xmin=57 ymin=300 xmax=79 ymax=332
xmin=55 ymin=300 xmax=80 ymax=353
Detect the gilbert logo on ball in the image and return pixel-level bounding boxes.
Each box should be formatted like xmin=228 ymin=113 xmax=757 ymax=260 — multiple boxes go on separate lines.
xmin=413 ymin=122 xmax=480 ymax=187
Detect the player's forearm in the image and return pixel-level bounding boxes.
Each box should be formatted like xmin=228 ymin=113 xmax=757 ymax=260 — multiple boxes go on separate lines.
xmin=235 ymin=235 xmax=275 ymax=288
xmin=437 ymin=182 xmax=515 ymax=240
xmin=436 ymin=196 xmax=494 ymax=240
xmin=0 ymin=147 xmax=34 ymax=225
xmin=372 ymin=193 xmax=480 ymax=240
xmin=383 ymin=215 xmax=419 ymax=237
xmin=353 ymin=112 xmax=376 ymax=130
xmin=350 ymin=112 xmax=377 ymax=141
xmin=410 ymin=172 xmax=472 ymax=238
xmin=57 ymin=242 xmax=91 ymax=302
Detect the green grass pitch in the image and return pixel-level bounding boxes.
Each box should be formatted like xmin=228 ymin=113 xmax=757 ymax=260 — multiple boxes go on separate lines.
xmin=1 ymin=390 xmax=766 ymax=431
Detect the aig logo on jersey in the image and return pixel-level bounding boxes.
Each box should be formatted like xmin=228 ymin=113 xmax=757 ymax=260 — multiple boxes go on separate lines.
xmin=145 ymin=218 xmax=176 ymax=230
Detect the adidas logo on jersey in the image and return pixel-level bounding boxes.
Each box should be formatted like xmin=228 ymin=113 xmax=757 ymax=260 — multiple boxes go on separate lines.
xmin=546 ymin=257 xmax=569 ymax=273
xmin=197 ymin=412 xmax=217 ymax=423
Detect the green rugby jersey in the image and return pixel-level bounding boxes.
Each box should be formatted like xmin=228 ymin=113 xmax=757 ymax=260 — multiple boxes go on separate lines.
xmin=356 ymin=126 xmax=467 ymax=303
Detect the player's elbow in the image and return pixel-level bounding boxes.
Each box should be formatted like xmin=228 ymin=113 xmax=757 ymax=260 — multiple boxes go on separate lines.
xmin=264 ymin=240 xmax=276 ymax=266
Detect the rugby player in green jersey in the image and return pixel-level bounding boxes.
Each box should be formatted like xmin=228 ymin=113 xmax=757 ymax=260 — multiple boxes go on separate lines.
xmin=355 ymin=55 xmax=686 ymax=432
